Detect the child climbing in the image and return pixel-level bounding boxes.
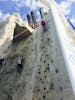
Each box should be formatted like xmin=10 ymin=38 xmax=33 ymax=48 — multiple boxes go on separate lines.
xmin=41 ymin=19 xmax=47 ymax=32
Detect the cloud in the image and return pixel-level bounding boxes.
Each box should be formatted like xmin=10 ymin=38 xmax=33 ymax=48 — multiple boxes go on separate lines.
xmin=0 ymin=10 xmax=10 ymax=22
xmin=59 ymin=0 xmax=75 ymax=16
xmin=11 ymin=0 xmax=41 ymax=11
xmin=59 ymin=1 xmax=71 ymax=16
xmin=67 ymin=0 xmax=75 ymax=2
xmin=0 ymin=0 xmax=9 ymax=1
xmin=70 ymin=16 xmax=75 ymax=26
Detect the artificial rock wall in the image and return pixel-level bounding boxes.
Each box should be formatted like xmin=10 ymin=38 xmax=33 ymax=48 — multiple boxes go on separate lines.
xmin=0 ymin=6 xmax=75 ymax=100
xmin=0 ymin=13 xmax=33 ymax=57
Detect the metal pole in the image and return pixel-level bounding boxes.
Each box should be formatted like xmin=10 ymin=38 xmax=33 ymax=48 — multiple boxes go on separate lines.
xmin=39 ymin=8 xmax=43 ymax=19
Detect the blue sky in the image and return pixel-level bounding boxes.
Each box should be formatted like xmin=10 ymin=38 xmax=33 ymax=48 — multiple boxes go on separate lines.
xmin=0 ymin=0 xmax=75 ymax=26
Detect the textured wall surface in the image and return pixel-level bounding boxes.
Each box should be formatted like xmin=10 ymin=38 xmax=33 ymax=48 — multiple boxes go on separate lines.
xmin=0 ymin=13 xmax=33 ymax=56
xmin=0 ymin=7 xmax=75 ymax=100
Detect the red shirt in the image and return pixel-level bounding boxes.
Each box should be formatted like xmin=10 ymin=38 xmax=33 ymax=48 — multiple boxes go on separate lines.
xmin=41 ymin=20 xmax=46 ymax=26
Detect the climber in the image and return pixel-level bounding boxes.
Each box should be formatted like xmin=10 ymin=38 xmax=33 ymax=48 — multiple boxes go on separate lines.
xmin=16 ymin=57 xmax=23 ymax=72
xmin=0 ymin=57 xmax=4 ymax=66
xmin=41 ymin=19 xmax=47 ymax=32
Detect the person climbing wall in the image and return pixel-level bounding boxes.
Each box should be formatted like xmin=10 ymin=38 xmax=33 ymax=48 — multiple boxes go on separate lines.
xmin=41 ymin=19 xmax=47 ymax=32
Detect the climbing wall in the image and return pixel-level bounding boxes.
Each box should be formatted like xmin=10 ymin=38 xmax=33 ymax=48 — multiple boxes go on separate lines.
xmin=0 ymin=8 xmax=75 ymax=100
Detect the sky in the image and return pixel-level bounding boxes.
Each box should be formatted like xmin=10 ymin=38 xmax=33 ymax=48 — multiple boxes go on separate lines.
xmin=0 ymin=0 xmax=75 ymax=26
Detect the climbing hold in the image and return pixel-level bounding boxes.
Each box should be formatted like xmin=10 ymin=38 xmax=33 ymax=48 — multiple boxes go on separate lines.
xmin=44 ymin=87 xmax=46 ymax=90
xmin=51 ymin=60 xmax=53 ymax=63
xmin=44 ymin=75 xmax=47 ymax=78
xmin=43 ymin=95 xmax=46 ymax=99
xmin=43 ymin=60 xmax=46 ymax=63
xmin=42 ymin=81 xmax=44 ymax=84
xmin=46 ymin=66 xmax=49 ymax=71
xmin=55 ymin=68 xmax=59 ymax=74
xmin=50 ymin=83 xmax=54 ymax=90
xmin=8 ymin=95 xmax=12 ymax=100
xmin=60 ymin=86 xmax=63 ymax=91
xmin=39 ymin=71 xmax=41 ymax=74
xmin=40 ymin=78 xmax=42 ymax=81
xmin=60 ymin=98 xmax=63 ymax=100
xmin=44 ymin=70 xmax=46 ymax=73
xmin=50 ymin=45 xmax=52 ymax=47
xmin=47 ymin=38 xmax=50 ymax=41
xmin=37 ymin=89 xmax=40 ymax=92
xmin=47 ymin=64 xmax=49 ymax=67
xmin=45 ymin=54 xmax=48 ymax=57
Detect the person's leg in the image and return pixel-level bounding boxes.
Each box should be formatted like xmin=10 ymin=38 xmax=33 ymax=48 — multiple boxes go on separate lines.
xmin=19 ymin=63 xmax=23 ymax=69
xmin=0 ymin=61 xmax=2 ymax=66
xmin=17 ymin=64 xmax=23 ymax=72
xmin=43 ymin=25 xmax=46 ymax=32
xmin=17 ymin=64 xmax=21 ymax=72
xmin=0 ymin=62 xmax=1 ymax=67
xmin=43 ymin=25 xmax=47 ymax=32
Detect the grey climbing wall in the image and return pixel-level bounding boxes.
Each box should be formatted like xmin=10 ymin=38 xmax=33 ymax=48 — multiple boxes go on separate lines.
xmin=0 ymin=6 xmax=75 ymax=100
